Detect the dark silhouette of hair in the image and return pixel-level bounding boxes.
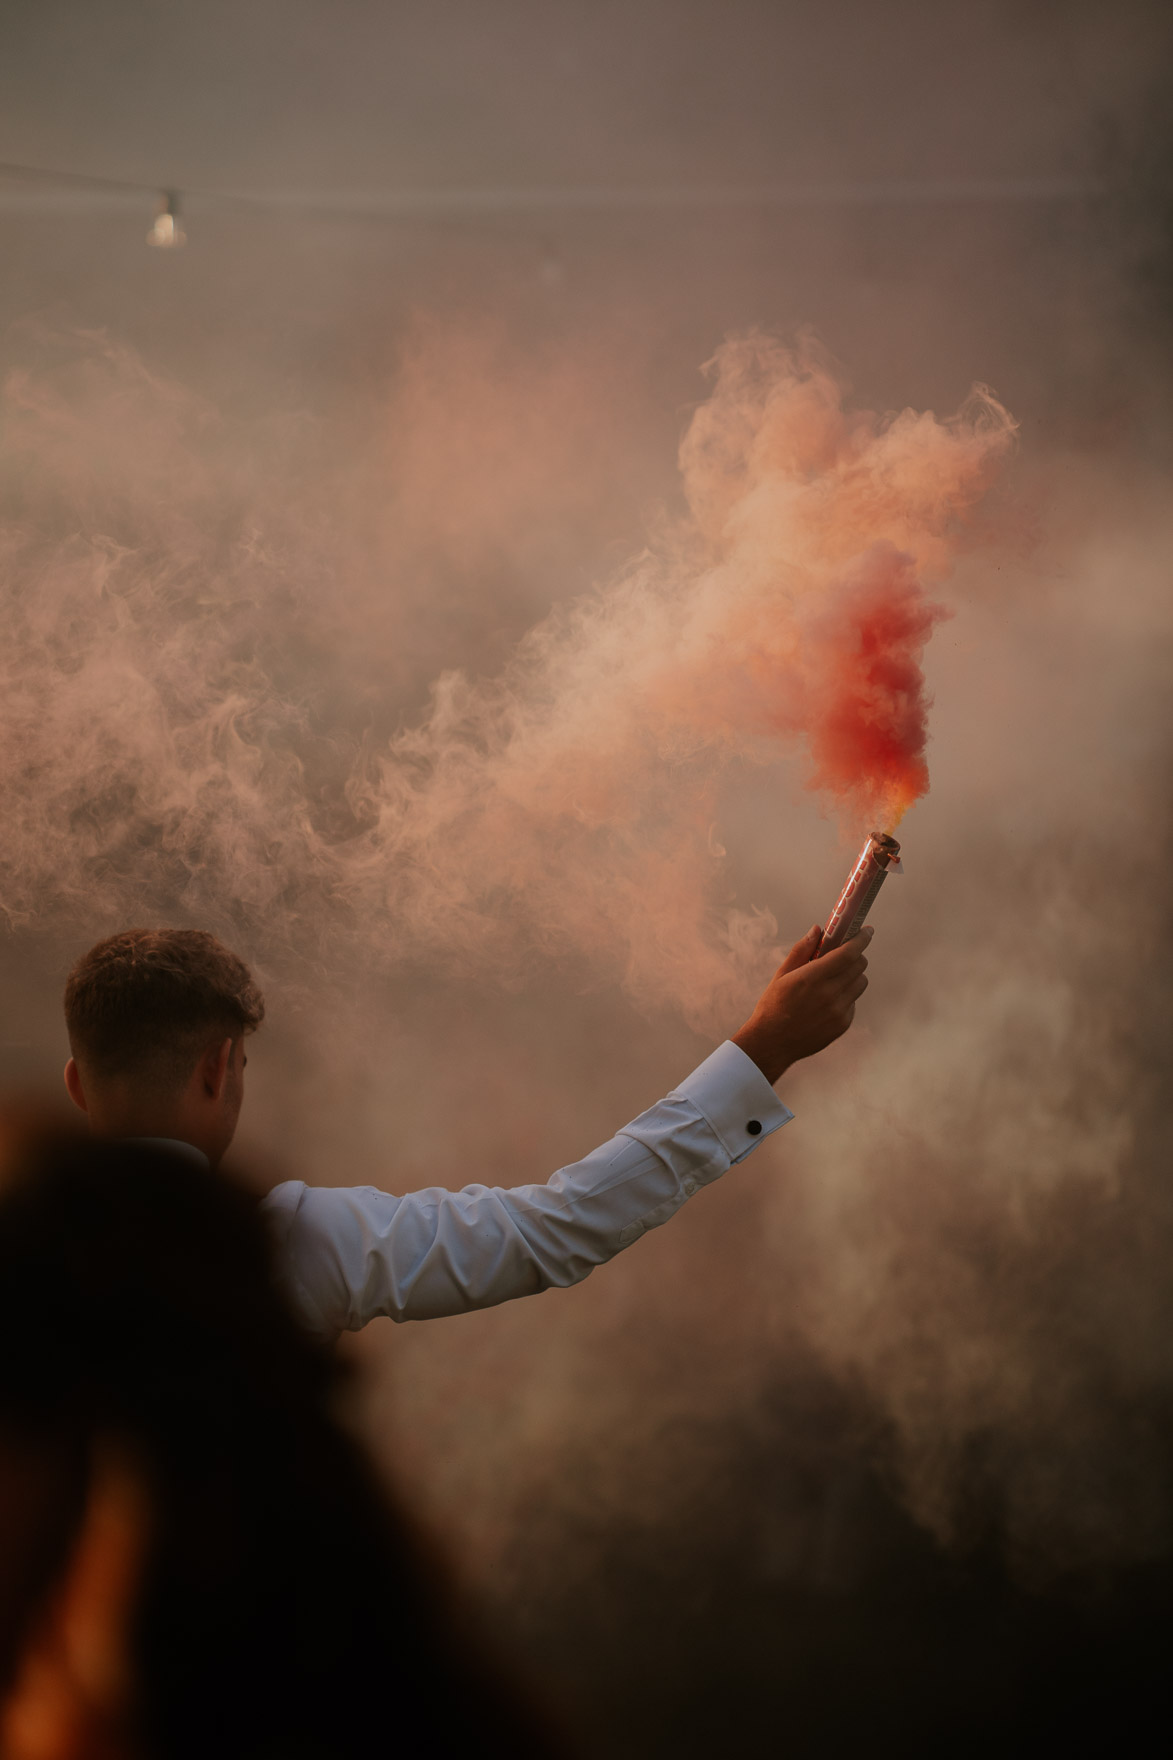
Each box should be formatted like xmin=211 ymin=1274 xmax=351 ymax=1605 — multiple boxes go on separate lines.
xmin=0 ymin=1133 xmax=561 ymax=1758
xmin=63 ymin=930 xmax=265 ymax=1086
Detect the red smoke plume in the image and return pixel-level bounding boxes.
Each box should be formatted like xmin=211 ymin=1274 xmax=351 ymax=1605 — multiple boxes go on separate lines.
xmin=797 ymin=543 xmax=948 ymax=830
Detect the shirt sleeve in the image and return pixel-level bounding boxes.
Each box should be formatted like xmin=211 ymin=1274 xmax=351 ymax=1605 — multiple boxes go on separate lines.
xmin=261 ymin=1040 xmax=792 ymax=1339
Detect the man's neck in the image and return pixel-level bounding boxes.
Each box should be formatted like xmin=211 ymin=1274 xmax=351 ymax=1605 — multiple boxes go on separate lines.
xmin=74 ymin=1065 xmax=231 ymax=1169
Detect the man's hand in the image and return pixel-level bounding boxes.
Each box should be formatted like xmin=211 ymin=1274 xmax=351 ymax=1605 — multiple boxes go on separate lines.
xmin=731 ymin=924 xmax=873 ymax=1087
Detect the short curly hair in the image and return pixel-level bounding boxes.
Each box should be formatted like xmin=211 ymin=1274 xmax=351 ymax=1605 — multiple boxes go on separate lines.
xmin=64 ymin=929 xmax=265 ymax=1088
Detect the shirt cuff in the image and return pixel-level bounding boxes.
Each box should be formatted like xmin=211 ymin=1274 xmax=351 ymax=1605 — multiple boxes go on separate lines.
xmin=670 ymin=1039 xmax=794 ymax=1163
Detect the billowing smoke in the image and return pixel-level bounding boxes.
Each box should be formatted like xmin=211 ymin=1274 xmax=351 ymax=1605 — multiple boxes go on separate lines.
xmin=0 ymin=329 xmax=1011 ymax=1028
xmin=675 ymin=336 xmax=1012 ymax=829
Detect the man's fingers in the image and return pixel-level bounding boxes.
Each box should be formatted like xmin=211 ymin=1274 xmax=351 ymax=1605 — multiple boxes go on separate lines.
xmin=811 ymin=951 xmax=867 ymax=995
xmin=776 ymin=923 xmax=824 ymax=977
xmin=842 ymin=927 xmax=873 ymax=955
xmin=821 ymin=926 xmax=873 ymax=966
xmin=845 ymin=973 xmax=869 ymax=1003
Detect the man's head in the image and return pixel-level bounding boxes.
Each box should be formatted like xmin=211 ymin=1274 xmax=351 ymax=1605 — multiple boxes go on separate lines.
xmin=63 ymin=930 xmax=265 ymax=1166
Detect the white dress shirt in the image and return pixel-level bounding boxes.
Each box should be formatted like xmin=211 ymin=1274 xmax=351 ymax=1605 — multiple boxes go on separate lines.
xmin=259 ymin=1040 xmax=791 ymax=1339
xmin=137 ymin=1040 xmax=791 ymax=1340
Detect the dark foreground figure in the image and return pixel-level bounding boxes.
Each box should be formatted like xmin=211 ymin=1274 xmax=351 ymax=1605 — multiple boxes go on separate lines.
xmin=0 ymin=1130 xmax=562 ymax=1759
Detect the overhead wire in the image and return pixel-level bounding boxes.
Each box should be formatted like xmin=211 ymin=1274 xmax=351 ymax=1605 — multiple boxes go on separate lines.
xmin=0 ymin=156 xmax=1108 ymax=224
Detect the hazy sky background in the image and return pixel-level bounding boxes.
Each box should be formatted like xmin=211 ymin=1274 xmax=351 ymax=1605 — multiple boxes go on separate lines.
xmin=2 ymin=5 xmax=1172 ymax=1752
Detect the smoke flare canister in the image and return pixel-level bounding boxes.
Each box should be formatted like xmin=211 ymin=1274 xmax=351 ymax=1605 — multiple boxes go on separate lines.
xmin=818 ymin=832 xmax=902 ymax=953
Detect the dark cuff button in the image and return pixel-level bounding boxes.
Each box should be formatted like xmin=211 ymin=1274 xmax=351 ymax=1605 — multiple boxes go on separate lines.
xmin=746 ymin=1119 xmax=762 ymax=1135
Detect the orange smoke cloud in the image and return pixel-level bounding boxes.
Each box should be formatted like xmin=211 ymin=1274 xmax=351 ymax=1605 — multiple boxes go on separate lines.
xmin=0 ymin=329 xmax=1014 ymax=1027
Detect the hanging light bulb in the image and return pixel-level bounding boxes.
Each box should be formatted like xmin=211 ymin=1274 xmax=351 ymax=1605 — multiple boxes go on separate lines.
xmin=147 ymin=190 xmax=185 ymax=249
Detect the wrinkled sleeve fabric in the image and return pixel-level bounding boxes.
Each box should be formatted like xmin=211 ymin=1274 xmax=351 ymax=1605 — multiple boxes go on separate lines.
xmin=261 ymin=1040 xmax=792 ymax=1340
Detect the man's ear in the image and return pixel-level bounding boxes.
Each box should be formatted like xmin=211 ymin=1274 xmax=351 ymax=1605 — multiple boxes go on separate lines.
xmin=201 ymin=1038 xmax=234 ymax=1102
xmin=64 ymin=1058 xmax=88 ymax=1114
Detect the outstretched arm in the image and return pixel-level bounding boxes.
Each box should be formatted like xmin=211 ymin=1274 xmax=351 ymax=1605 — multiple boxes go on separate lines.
xmin=262 ymin=927 xmax=872 ymax=1339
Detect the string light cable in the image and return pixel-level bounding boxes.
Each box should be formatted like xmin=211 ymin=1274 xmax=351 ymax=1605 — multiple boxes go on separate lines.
xmin=0 ymin=156 xmax=1109 ymax=252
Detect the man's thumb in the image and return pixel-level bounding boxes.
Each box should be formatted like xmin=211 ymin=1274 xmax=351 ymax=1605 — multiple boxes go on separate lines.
xmin=777 ymin=924 xmax=823 ymax=976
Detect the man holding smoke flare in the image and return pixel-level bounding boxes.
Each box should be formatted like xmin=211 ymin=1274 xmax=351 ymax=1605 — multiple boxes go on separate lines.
xmin=59 ymin=919 xmax=871 ymax=1340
